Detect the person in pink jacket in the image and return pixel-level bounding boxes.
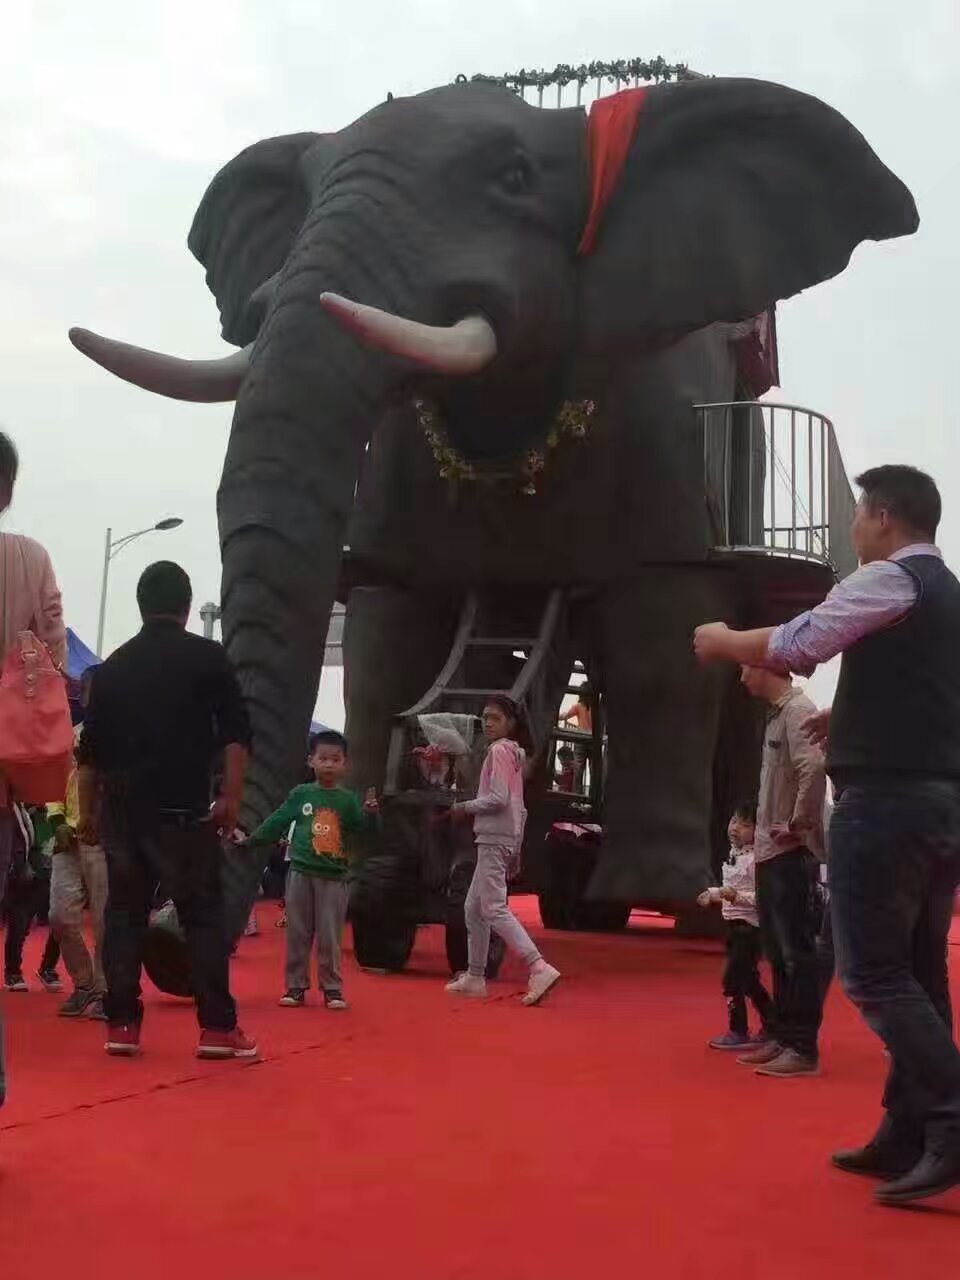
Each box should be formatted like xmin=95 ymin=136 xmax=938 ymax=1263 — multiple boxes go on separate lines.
xmin=1 ymin=430 xmax=67 ymax=1106
xmin=1 ymin=429 xmax=67 ymax=861
xmin=0 ymin=436 xmax=66 ymax=671
xmin=446 ymin=694 xmax=560 ymax=1006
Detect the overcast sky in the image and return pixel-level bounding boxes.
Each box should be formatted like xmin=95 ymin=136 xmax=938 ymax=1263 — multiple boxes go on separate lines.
xmin=1 ymin=0 xmax=956 ymax=723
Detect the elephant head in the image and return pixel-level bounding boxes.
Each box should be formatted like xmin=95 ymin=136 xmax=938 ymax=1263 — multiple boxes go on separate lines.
xmin=70 ymin=77 xmax=917 ymax=825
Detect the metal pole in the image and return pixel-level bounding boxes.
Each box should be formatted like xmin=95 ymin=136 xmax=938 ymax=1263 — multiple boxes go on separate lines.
xmin=95 ymin=527 xmax=112 ymax=657
xmin=790 ymin=408 xmax=797 ymax=552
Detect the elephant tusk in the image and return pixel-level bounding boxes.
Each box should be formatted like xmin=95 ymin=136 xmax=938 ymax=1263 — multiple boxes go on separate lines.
xmin=319 ymin=292 xmax=498 ymax=376
xmin=68 ymin=327 xmax=252 ymax=403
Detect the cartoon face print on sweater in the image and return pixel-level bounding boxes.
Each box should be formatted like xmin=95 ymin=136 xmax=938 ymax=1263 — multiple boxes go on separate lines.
xmin=311 ymin=808 xmax=345 ymax=860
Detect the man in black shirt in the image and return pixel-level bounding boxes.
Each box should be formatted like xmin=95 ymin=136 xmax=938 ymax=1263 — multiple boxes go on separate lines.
xmin=78 ymin=561 xmax=256 ymax=1060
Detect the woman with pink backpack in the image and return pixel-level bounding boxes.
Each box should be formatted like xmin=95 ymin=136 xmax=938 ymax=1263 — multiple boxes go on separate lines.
xmin=0 ymin=430 xmax=67 ymax=1107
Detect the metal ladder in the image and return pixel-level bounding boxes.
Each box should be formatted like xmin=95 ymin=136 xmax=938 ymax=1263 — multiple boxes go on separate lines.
xmin=383 ymin=589 xmax=567 ymax=797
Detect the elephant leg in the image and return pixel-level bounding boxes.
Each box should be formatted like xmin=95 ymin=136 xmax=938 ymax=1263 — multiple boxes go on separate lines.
xmin=342 ymin=585 xmax=459 ymax=794
xmin=710 ymin=670 xmax=764 ymax=879
xmin=590 ymin=566 xmax=740 ymax=905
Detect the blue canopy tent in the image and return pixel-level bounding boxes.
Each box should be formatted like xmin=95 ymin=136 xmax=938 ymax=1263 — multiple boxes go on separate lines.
xmin=66 ymin=627 xmax=101 ymax=680
xmin=65 ymin=628 xmax=101 ymax=722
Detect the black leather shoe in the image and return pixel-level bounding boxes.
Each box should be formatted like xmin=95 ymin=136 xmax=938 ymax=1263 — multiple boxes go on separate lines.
xmin=831 ymin=1142 xmax=920 ymax=1180
xmin=875 ymin=1148 xmax=960 ymax=1206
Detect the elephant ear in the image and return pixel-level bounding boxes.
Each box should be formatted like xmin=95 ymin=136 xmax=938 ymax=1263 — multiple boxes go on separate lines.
xmin=188 ymin=132 xmax=327 ymax=346
xmin=578 ymin=78 xmax=919 ymax=356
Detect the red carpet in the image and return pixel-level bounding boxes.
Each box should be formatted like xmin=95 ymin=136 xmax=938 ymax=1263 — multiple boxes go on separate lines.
xmin=1 ymin=902 xmax=958 ymax=1277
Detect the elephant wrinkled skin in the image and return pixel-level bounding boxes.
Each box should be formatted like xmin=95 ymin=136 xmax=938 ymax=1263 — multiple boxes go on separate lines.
xmin=72 ymin=77 xmax=917 ymax=904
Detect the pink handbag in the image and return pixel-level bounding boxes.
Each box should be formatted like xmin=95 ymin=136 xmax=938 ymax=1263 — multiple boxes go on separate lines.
xmin=0 ymin=630 xmax=73 ymax=804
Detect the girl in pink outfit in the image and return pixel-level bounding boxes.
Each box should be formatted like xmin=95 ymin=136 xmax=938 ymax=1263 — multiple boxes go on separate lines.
xmin=446 ymin=695 xmax=560 ymax=1006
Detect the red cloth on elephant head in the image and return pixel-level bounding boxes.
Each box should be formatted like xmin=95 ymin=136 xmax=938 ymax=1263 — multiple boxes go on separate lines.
xmin=577 ymin=88 xmax=648 ymax=256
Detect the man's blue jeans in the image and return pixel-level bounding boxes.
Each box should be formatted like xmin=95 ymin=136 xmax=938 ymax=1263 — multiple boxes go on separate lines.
xmin=830 ymin=781 xmax=960 ymax=1148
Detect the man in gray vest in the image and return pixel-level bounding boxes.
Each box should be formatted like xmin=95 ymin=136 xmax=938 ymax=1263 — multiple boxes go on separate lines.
xmin=694 ymin=465 xmax=960 ymax=1207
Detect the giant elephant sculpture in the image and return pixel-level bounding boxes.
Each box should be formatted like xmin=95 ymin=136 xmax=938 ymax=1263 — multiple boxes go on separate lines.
xmin=71 ymin=76 xmax=917 ymax=909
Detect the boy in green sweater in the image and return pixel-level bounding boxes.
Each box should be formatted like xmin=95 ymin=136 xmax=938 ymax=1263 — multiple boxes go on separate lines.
xmin=247 ymin=731 xmax=378 ymax=1009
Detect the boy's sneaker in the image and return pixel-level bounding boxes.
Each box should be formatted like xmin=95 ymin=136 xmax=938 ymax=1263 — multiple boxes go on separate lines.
xmin=4 ymin=973 xmax=28 ymax=992
xmin=445 ymin=973 xmax=487 ymax=998
xmin=87 ymin=998 xmax=108 ymax=1022
xmin=59 ymin=987 xmax=100 ymax=1018
xmin=323 ymin=990 xmax=349 ymax=1011
xmin=105 ymin=1024 xmax=142 ymax=1057
xmin=243 ymin=914 xmax=259 ymax=937
xmin=37 ymin=968 xmax=63 ymax=993
xmin=709 ymin=1031 xmax=752 ymax=1051
xmin=279 ymin=989 xmax=306 ymax=1007
xmin=521 ymin=962 xmax=561 ymax=1007
xmin=196 ymin=1027 xmax=259 ymax=1060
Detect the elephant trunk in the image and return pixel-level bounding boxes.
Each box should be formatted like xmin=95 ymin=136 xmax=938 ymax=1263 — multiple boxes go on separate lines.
xmin=219 ymin=255 xmax=400 ymax=829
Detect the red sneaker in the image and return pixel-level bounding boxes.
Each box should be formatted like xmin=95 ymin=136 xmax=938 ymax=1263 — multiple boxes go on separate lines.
xmin=105 ymin=1024 xmax=141 ymax=1057
xmin=197 ymin=1027 xmax=259 ymax=1060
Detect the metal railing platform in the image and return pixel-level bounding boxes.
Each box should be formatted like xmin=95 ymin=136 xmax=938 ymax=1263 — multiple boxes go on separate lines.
xmin=697 ymin=400 xmax=857 ymax=581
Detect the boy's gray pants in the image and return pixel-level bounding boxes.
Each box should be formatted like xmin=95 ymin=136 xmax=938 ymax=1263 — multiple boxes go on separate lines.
xmin=284 ymin=868 xmax=350 ymax=993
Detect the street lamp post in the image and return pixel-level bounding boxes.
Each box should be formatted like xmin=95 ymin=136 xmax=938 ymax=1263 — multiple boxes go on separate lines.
xmin=95 ymin=517 xmax=184 ymax=656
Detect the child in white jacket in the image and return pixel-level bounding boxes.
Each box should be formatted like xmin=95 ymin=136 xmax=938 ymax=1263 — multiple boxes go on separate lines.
xmin=698 ymin=803 xmax=773 ymax=1050
xmin=446 ymin=695 xmax=560 ymax=1006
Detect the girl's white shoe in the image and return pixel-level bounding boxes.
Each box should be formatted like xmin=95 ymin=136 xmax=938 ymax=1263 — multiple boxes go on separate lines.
xmin=445 ymin=973 xmax=487 ymax=998
xmin=522 ymin=963 xmax=561 ymax=1006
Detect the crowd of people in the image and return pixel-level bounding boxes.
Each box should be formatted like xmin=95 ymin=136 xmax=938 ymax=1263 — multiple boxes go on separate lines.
xmin=2 ymin=428 xmax=959 ymax=1207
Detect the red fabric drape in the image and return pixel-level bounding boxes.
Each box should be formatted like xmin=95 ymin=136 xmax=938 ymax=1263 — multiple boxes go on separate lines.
xmin=577 ymin=88 xmax=648 ymax=256
xmin=733 ymin=308 xmax=780 ymax=397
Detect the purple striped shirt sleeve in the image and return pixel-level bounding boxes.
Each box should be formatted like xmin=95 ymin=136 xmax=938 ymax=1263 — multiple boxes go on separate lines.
xmin=766 ymin=560 xmax=919 ymax=676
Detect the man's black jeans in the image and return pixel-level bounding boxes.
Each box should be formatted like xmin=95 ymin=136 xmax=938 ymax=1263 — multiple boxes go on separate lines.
xmin=756 ymin=848 xmax=822 ymax=1059
xmin=101 ymin=808 xmax=236 ymax=1031
xmin=830 ymin=781 xmax=960 ymax=1149
xmin=723 ymin=921 xmax=773 ymax=1036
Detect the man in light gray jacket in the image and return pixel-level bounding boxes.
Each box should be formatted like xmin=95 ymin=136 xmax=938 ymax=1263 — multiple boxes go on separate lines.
xmin=735 ymin=666 xmax=826 ymax=1078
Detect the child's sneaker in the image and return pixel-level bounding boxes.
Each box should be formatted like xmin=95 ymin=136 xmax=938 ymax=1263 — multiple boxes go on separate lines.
xmin=37 ymin=968 xmax=63 ymax=993
xmin=709 ymin=1030 xmax=752 ymax=1051
xmin=521 ymin=962 xmax=561 ymax=1006
xmin=59 ymin=987 xmax=100 ymax=1018
xmin=323 ymin=990 xmax=349 ymax=1011
xmin=4 ymin=972 xmax=28 ymax=992
xmin=279 ymin=989 xmax=306 ymax=1007
xmin=243 ymin=912 xmax=259 ymax=937
xmin=445 ymin=973 xmax=487 ymax=998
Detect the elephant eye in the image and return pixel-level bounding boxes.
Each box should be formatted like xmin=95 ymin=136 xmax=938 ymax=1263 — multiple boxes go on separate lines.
xmin=498 ymin=155 xmax=534 ymax=196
